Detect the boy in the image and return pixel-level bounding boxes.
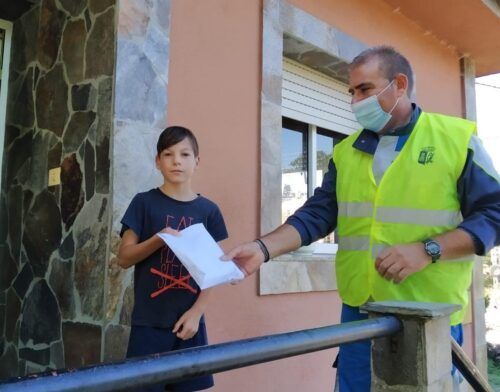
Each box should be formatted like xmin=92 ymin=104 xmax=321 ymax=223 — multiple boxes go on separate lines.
xmin=118 ymin=126 xmax=228 ymax=392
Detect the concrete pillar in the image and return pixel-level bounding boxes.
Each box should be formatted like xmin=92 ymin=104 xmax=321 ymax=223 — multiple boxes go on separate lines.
xmin=460 ymin=55 xmax=488 ymax=380
xmin=362 ymin=301 xmax=461 ymax=392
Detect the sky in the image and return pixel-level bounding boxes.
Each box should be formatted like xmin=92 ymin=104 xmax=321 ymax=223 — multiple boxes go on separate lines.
xmin=475 ymin=74 xmax=500 ymax=172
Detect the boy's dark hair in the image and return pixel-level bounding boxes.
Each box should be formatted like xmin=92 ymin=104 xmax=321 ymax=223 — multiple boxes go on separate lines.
xmin=157 ymin=126 xmax=199 ymax=157
xmin=349 ymin=45 xmax=414 ymax=98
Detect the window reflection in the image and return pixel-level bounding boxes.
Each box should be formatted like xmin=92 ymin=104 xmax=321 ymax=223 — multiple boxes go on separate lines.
xmin=282 ymin=119 xmax=308 ymax=224
xmin=281 ymin=118 xmax=346 ymax=246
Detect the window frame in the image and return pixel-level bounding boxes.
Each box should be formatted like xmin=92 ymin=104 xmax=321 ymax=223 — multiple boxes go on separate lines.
xmin=259 ymin=0 xmax=367 ymax=295
xmin=281 ymin=116 xmax=344 ymax=254
xmin=0 ymin=19 xmax=12 ymax=197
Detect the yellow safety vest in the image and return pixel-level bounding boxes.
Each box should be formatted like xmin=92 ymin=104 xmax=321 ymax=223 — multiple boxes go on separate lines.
xmin=332 ymin=112 xmax=476 ymax=325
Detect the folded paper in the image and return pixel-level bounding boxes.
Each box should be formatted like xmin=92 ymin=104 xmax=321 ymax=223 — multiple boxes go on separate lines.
xmin=157 ymin=223 xmax=244 ymax=289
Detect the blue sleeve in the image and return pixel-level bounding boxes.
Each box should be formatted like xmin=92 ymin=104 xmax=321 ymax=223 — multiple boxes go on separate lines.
xmin=206 ymin=204 xmax=228 ymax=242
xmin=457 ymin=135 xmax=500 ymax=255
xmin=285 ymin=158 xmax=338 ymax=246
xmin=120 ymin=194 xmax=145 ymax=238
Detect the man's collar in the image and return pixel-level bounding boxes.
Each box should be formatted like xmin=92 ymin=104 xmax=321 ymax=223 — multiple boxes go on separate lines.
xmin=352 ymin=103 xmax=421 ymax=154
xmin=391 ymin=103 xmax=421 ymax=136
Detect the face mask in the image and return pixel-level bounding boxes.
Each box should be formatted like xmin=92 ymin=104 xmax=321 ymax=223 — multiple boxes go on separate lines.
xmin=351 ymin=80 xmax=400 ymax=132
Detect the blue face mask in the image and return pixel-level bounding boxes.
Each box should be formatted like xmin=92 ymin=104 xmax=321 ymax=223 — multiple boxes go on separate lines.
xmin=351 ymin=80 xmax=400 ymax=132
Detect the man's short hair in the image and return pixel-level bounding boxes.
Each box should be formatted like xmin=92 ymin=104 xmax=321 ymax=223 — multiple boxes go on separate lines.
xmin=349 ymin=46 xmax=414 ymax=97
xmin=157 ymin=126 xmax=199 ymax=157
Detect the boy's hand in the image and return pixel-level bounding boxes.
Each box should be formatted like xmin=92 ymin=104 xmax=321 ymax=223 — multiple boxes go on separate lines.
xmin=158 ymin=227 xmax=181 ymax=236
xmin=172 ymin=308 xmax=202 ymax=340
xmin=221 ymin=241 xmax=265 ymax=276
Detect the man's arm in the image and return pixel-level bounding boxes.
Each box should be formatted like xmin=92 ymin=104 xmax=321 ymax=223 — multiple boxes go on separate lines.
xmin=224 ymin=158 xmax=339 ymax=276
xmin=286 ymin=159 xmax=338 ymax=246
xmin=375 ymin=229 xmax=475 ymax=283
xmin=456 ymin=136 xmax=500 ymax=254
xmin=223 ymin=224 xmax=302 ymax=276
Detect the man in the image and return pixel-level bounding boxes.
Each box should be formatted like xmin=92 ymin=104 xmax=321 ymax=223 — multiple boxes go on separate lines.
xmin=224 ymin=46 xmax=500 ymax=391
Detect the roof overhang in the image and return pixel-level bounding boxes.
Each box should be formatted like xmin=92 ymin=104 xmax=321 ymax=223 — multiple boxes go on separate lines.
xmin=382 ymin=0 xmax=500 ymax=76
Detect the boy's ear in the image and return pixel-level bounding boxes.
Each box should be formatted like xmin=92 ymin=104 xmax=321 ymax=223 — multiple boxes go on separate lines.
xmin=195 ymin=156 xmax=200 ymax=166
xmin=155 ymin=154 xmax=160 ymax=169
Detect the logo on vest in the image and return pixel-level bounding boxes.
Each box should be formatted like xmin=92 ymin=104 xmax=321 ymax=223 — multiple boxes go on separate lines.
xmin=418 ymin=146 xmax=435 ymax=165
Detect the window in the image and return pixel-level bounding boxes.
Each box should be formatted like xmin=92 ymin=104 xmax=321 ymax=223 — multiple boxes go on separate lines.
xmin=282 ymin=117 xmax=346 ymax=249
xmin=0 ymin=29 xmax=4 ymax=79
xmin=282 ymin=58 xmax=359 ymax=134
xmin=0 ymin=20 xmax=12 ymax=195
xmin=280 ymin=58 xmax=357 ymax=252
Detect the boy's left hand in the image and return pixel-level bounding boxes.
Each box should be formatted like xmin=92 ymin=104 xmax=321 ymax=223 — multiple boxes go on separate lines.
xmin=172 ymin=308 xmax=202 ymax=340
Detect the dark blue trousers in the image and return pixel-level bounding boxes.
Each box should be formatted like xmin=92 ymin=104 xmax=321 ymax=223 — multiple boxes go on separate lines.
xmin=126 ymin=324 xmax=214 ymax=392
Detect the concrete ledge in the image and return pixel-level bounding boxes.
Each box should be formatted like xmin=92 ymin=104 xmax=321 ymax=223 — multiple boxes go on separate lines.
xmin=361 ymin=301 xmax=461 ymax=318
xmin=259 ymin=256 xmax=336 ymax=295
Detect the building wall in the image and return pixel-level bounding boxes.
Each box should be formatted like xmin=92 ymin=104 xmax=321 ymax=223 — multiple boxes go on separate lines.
xmin=0 ymin=0 xmax=115 ymax=377
xmin=288 ymin=0 xmax=463 ymax=115
xmin=166 ymin=0 xmax=469 ymax=390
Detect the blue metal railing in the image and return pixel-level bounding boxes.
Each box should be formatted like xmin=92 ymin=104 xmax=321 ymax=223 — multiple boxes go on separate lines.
xmin=0 ymin=316 xmax=401 ymax=392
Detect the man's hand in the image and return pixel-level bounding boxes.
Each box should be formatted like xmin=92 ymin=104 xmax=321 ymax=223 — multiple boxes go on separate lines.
xmin=375 ymin=243 xmax=432 ymax=283
xmin=173 ymin=308 xmax=202 ymax=340
xmin=221 ymin=241 xmax=265 ymax=276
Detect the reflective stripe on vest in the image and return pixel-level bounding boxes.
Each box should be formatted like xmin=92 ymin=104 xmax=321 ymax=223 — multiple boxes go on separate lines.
xmin=338 ymin=202 xmax=373 ymax=217
xmin=338 ymin=236 xmax=370 ymax=251
xmin=338 ymin=202 xmax=462 ymax=227
xmin=376 ymin=207 xmax=462 ymax=227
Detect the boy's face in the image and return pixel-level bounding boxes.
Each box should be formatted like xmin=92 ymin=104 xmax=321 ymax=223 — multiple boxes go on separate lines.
xmin=155 ymin=138 xmax=199 ymax=184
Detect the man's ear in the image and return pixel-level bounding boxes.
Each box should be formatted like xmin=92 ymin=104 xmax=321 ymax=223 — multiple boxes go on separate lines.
xmin=394 ymin=73 xmax=409 ymax=97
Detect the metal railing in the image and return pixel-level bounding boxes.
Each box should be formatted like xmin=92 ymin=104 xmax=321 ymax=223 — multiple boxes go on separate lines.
xmin=0 ymin=316 xmax=401 ymax=392
xmin=0 ymin=314 xmax=493 ymax=392
xmin=451 ymin=340 xmax=494 ymax=392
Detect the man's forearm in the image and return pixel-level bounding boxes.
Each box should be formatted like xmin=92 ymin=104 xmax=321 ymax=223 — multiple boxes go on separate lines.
xmin=435 ymin=228 xmax=476 ymax=260
xmin=260 ymin=223 xmax=302 ymax=259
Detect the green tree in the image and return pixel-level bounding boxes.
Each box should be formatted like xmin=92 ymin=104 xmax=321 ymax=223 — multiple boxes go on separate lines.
xmin=286 ymin=150 xmax=332 ymax=173
xmin=316 ymin=150 xmax=331 ymax=173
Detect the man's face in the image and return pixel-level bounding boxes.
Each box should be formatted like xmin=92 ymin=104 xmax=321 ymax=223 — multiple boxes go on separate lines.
xmin=348 ymin=57 xmax=398 ymax=114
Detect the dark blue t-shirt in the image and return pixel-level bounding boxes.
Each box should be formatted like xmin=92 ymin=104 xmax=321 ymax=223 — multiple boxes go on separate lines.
xmin=120 ymin=188 xmax=228 ymax=327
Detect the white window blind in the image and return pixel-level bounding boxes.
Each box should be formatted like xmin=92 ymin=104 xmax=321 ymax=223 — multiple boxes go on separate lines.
xmin=282 ymin=58 xmax=359 ymax=135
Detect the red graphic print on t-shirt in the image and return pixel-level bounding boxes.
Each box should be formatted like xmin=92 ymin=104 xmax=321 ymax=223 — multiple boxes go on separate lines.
xmin=149 ymin=215 xmax=197 ymax=298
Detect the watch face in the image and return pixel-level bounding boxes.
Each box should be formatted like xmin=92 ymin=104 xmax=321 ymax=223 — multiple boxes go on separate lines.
xmin=424 ymin=240 xmax=441 ymax=262
xmin=426 ymin=241 xmax=440 ymax=256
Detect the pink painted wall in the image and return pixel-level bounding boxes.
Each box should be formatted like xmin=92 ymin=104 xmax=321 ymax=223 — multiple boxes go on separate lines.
xmin=289 ymin=0 xmax=463 ymax=116
xmin=167 ymin=0 xmax=466 ymax=390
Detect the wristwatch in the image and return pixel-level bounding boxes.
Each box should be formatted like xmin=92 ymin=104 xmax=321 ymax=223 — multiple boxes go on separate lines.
xmin=422 ymin=239 xmax=441 ymax=263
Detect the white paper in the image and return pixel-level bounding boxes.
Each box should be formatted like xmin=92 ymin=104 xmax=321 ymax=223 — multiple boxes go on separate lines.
xmin=157 ymin=223 xmax=244 ymax=289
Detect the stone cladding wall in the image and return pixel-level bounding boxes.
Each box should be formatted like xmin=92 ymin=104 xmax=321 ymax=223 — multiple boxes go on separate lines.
xmin=0 ymin=0 xmax=115 ymax=376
